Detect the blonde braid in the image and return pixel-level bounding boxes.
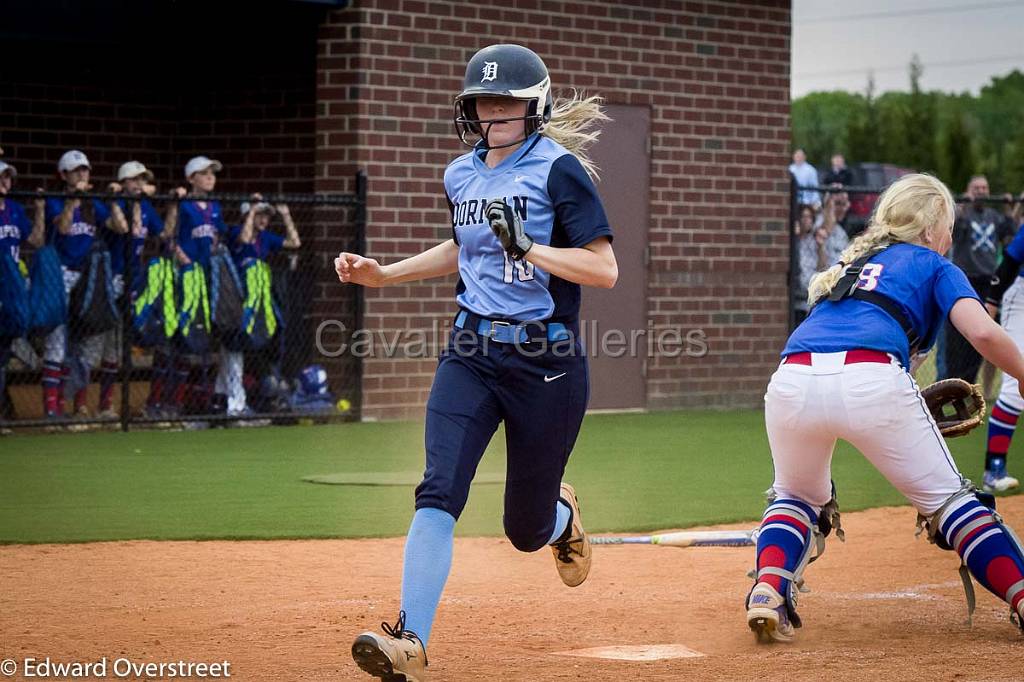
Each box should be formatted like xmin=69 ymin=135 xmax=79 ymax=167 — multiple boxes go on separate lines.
xmin=806 ymin=173 xmax=955 ymax=305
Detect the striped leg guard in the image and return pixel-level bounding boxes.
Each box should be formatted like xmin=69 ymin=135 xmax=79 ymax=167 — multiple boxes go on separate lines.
xmin=751 ymin=498 xmax=819 ymax=626
xmin=923 ymin=487 xmax=1024 ymax=627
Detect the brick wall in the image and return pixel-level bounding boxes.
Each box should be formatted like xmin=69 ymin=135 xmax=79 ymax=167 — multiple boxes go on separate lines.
xmin=0 ymin=79 xmax=315 ymax=196
xmin=0 ymin=3 xmax=318 ymax=194
xmin=316 ymin=0 xmax=793 ymax=419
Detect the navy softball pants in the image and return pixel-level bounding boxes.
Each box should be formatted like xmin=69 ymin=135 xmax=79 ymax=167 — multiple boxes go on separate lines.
xmin=415 ymin=330 xmax=589 ymax=552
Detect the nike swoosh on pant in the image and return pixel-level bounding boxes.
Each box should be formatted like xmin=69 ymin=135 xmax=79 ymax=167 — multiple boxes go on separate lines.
xmin=544 ymin=373 xmax=566 ymax=382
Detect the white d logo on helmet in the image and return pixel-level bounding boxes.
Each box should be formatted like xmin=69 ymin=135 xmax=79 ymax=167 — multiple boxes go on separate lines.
xmin=481 ymin=61 xmax=499 ymax=82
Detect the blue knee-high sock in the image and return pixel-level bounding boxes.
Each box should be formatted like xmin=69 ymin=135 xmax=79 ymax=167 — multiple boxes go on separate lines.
xmin=400 ymin=508 xmax=456 ymax=648
xmin=546 ymin=500 xmax=571 ymax=545
xmin=939 ymin=497 xmax=1024 ymax=613
xmin=755 ymin=498 xmax=818 ymax=598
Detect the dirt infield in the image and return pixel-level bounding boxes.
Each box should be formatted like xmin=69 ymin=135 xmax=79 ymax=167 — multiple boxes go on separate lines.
xmin=3 ymin=499 xmax=1024 ymax=681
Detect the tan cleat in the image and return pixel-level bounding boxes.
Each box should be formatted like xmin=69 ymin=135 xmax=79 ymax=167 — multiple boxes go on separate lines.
xmin=747 ymin=583 xmax=796 ymax=644
xmin=351 ymin=612 xmax=427 ymax=681
xmin=551 ymin=482 xmax=592 ymax=587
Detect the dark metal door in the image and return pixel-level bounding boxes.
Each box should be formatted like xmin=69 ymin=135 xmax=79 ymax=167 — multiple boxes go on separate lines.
xmin=580 ymin=105 xmax=650 ymax=410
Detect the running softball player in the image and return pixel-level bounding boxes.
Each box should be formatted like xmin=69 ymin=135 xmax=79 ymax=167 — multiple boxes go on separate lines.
xmin=747 ymin=174 xmax=1024 ymax=643
xmin=337 ymin=44 xmax=616 ymax=681
xmin=977 ymin=215 xmax=1024 ymax=492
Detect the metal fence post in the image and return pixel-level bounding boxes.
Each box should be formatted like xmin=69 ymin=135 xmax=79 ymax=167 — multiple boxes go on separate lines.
xmin=788 ymin=173 xmax=798 ymax=333
xmin=352 ymin=170 xmax=367 ymax=421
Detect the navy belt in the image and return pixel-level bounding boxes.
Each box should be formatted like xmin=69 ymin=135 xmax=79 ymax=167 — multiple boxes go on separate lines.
xmin=453 ymin=310 xmax=572 ymax=344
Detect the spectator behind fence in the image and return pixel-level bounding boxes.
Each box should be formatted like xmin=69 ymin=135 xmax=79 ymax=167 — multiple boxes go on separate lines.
xmin=789 ymin=148 xmax=820 ymax=207
xmin=794 ymin=202 xmax=819 ymax=323
xmin=827 ymin=185 xmax=856 ymax=237
xmin=42 ymin=150 xmax=130 ymax=423
xmin=103 ymin=161 xmax=166 ymax=419
xmin=819 ymin=192 xmax=850 ymax=260
xmin=823 ymin=153 xmax=853 ymax=187
xmin=0 ymin=160 xmax=44 ymax=421
xmin=230 ymin=199 xmax=302 ymax=411
xmin=943 ymin=174 xmax=1017 ymax=382
xmin=166 ymin=156 xmax=263 ymax=420
xmin=794 ymin=199 xmax=848 ymax=325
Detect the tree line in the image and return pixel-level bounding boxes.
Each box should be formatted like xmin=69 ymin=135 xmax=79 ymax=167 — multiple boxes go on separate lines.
xmin=792 ymin=57 xmax=1024 ymax=194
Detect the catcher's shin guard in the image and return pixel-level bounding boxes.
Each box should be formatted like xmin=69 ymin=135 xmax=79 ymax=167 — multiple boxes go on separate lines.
xmin=748 ymin=498 xmax=819 ymax=631
xmin=919 ymin=484 xmax=1024 ymax=625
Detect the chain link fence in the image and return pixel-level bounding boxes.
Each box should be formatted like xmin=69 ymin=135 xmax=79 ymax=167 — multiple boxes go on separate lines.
xmin=0 ymin=175 xmax=365 ymax=432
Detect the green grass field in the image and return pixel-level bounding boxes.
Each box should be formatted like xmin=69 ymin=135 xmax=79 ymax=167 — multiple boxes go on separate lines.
xmin=0 ymin=410 xmax=1013 ymax=544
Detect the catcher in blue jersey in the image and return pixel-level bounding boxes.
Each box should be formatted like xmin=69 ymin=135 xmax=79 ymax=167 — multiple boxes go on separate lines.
xmin=336 ymin=44 xmax=617 ymax=681
xmin=747 ymin=174 xmax=1024 ymax=644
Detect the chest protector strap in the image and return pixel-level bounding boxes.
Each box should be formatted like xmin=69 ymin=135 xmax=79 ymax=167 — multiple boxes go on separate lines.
xmin=823 ymin=246 xmax=922 ymax=356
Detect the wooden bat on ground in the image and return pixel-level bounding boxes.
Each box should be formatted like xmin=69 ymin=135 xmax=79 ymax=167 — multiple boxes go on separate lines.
xmin=591 ymin=529 xmax=757 ymax=547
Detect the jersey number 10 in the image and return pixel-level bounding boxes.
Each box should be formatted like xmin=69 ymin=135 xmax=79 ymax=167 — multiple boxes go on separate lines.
xmin=503 ymin=254 xmax=536 ymax=284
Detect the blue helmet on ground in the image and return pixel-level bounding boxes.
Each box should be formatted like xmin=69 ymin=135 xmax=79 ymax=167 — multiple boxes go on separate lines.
xmin=297 ymin=364 xmax=330 ymax=397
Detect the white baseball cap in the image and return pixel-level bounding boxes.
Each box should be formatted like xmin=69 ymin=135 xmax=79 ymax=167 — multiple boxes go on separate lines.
xmin=0 ymin=161 xmax=17 ymax=177
xmin=240 ymin=201 xmax=275 ymax=216
xmin=117 ymin=161 xmax=154 ymax=182
xmin=58 ymin=150 xmax=91 ymax=173
xmin=184 ymin=156 xmax=223 ymax=178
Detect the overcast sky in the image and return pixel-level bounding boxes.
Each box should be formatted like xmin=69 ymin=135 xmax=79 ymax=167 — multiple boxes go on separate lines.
xmin=792 ymin=0 xmax=1024 ymax=98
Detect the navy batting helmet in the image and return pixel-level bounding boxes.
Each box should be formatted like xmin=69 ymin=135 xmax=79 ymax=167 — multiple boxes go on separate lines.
xmin=454 ymin=44 xmax=553 ymax=149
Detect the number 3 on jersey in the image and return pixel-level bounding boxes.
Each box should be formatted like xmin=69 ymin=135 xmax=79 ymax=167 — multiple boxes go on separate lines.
xmin=856 ymin=263 xmax=884 ymax=291
xmin=503 ymin=254 xmax=535 ymax=284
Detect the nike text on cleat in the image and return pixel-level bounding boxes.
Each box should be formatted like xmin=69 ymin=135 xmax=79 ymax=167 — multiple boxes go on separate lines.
xmin=746 ymin=583 xmax=796 ymax=644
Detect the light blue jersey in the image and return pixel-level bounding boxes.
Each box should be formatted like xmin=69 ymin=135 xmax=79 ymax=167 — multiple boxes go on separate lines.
xmin=444 ymin=134 xmax=612 ymax=321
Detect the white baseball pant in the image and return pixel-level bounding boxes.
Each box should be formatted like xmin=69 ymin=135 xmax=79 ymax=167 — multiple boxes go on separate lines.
xmin=765 ymin=351 xmax=965 ymax=516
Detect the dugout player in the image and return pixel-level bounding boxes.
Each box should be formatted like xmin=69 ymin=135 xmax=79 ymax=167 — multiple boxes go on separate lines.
xmin=164 ymin=156 xmax=230 ymax=417
xmin=337 ymin=44 xmax=617 ymax=680
xmin=98 ymin=161 xmax=165 ymax=419
xmin=0 ymin=160 xmax=44 ymax=420
xmin=747 ymin=174 xmax=1024 ymax=643
xmin=43 ymin=150 xmax=129 ymax=421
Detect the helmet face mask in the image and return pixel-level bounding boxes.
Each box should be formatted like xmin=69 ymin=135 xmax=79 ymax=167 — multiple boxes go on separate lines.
xmin=453 ymin=44 xmax=553 ymax=150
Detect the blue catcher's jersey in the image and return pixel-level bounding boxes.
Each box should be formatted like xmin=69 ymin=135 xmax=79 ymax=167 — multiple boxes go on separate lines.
xmin=0 ymin=200 xmax=31 ymax=262
xmin=444 ymin=134 xmax=612 ymax=321
xmin=45 ymin=198 xmax=111 ymax=269
xmin=784 ymin=243 xmax=980 ymax=368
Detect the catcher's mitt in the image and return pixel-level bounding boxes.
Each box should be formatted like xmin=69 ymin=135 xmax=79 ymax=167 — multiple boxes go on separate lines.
xmin=921 ymin=378 xmax=986 ymax=438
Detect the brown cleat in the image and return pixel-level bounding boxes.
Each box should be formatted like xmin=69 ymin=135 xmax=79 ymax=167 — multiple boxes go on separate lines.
xmin=551 ymin=482 xmax=592 ymax=587
xmin=351 ymin=612 xmax=427 ymax=681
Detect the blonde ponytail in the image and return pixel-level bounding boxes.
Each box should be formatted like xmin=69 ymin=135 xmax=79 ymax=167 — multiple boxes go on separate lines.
xmin=807 ymin=173 xmax=955 ymax=304
xmin=540 ymin=90 xmax=610 ymax=181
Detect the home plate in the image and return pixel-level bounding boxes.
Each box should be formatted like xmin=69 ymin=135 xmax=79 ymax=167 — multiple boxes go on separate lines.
xmin=556 ymin=644 xmax=704 ymax=661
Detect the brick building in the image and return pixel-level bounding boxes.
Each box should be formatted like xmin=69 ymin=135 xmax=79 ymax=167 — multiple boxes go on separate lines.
xmin=1 ymin=0 xmax=792 ymax=420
